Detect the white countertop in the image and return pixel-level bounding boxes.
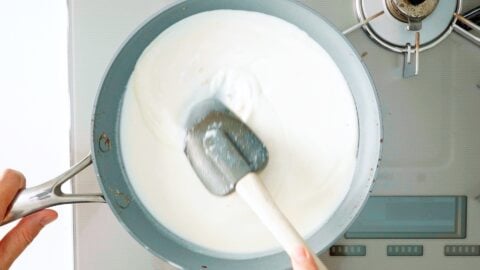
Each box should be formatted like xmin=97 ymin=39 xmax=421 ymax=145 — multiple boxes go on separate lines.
xmin=0 ymin=1 xmax=72 ymax=269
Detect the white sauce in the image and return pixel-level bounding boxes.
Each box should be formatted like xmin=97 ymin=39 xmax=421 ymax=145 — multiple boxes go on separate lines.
xmin=120 ymin=10 xmax=358 ymax=255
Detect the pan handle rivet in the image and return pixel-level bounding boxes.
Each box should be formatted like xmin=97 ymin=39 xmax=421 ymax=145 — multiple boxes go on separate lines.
xmin=99 ymin=133 xmax=111 ymax=152
xmin=114 ymin=192 xmax=131 ymax=209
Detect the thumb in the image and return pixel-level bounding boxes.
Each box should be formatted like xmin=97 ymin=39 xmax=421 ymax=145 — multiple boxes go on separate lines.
xmin=291 ymin=245 xmax=319 ymax=270
xmin=0 ymin=209 xmax=57 ymax=270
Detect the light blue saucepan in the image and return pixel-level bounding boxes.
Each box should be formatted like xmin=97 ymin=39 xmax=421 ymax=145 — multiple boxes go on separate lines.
xmin=3 ymin=0 xmax=382 ymax=269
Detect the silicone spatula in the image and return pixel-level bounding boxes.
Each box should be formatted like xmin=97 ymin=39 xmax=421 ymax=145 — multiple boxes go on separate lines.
xmin=184 ymin=99 xmax=327 ymax=270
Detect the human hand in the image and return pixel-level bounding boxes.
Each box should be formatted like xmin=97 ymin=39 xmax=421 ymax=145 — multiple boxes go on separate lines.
xmin=0 ymin=169 xmax=57 ymax=270
xmin=290 ymin=245 xmax=320 ymax=270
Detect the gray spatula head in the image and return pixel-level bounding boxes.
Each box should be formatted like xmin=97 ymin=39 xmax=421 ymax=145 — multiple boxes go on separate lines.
xmin=184 ymin=99 xmax=269 ymax=196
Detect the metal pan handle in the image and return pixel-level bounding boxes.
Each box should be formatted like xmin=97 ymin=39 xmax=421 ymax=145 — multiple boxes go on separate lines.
xmin=1 ymin=155 xmax=105 ymax=225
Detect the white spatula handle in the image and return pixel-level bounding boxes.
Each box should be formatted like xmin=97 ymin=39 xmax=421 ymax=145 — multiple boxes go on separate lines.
xmin=236 ymin=173 xmax=328 ymax=270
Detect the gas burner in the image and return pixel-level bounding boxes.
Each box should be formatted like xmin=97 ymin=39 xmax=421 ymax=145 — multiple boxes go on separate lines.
xmin=343 ymin=0 xmax=480 ymax=78
xmin=356 ymin=0 xmax=458 ymax=53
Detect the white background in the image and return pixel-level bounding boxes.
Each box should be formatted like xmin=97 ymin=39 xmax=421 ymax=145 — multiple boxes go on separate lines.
xmin=0 ymin=1 xmax=72 ymax=270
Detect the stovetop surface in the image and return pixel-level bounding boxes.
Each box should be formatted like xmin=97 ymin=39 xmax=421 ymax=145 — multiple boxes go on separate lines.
xmin=69 ymin=0 xmax=480 ymax=269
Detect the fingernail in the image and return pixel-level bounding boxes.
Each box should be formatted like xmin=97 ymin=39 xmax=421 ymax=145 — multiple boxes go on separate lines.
xmin=293 ymin=246 xmax=309 ymax=262
xmin=40 ymin=215 xmax=57 ymax=226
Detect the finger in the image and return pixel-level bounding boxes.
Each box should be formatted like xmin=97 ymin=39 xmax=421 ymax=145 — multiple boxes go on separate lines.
xmin=0 ymin=209 xmax=57 ymax=270
xmin=291 ymin=246 xmax=318 ymax=270
xmin=0 ymin=169 xmax=26 ymax=220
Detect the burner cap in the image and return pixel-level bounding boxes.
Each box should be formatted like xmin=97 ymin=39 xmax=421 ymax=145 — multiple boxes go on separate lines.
xmin=386 ymin=0 xmax=439 ymax=23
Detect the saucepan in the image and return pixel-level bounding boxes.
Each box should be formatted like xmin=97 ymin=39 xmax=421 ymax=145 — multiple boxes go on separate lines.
xmin=2 ymin=0 xmax=382 ymax=269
